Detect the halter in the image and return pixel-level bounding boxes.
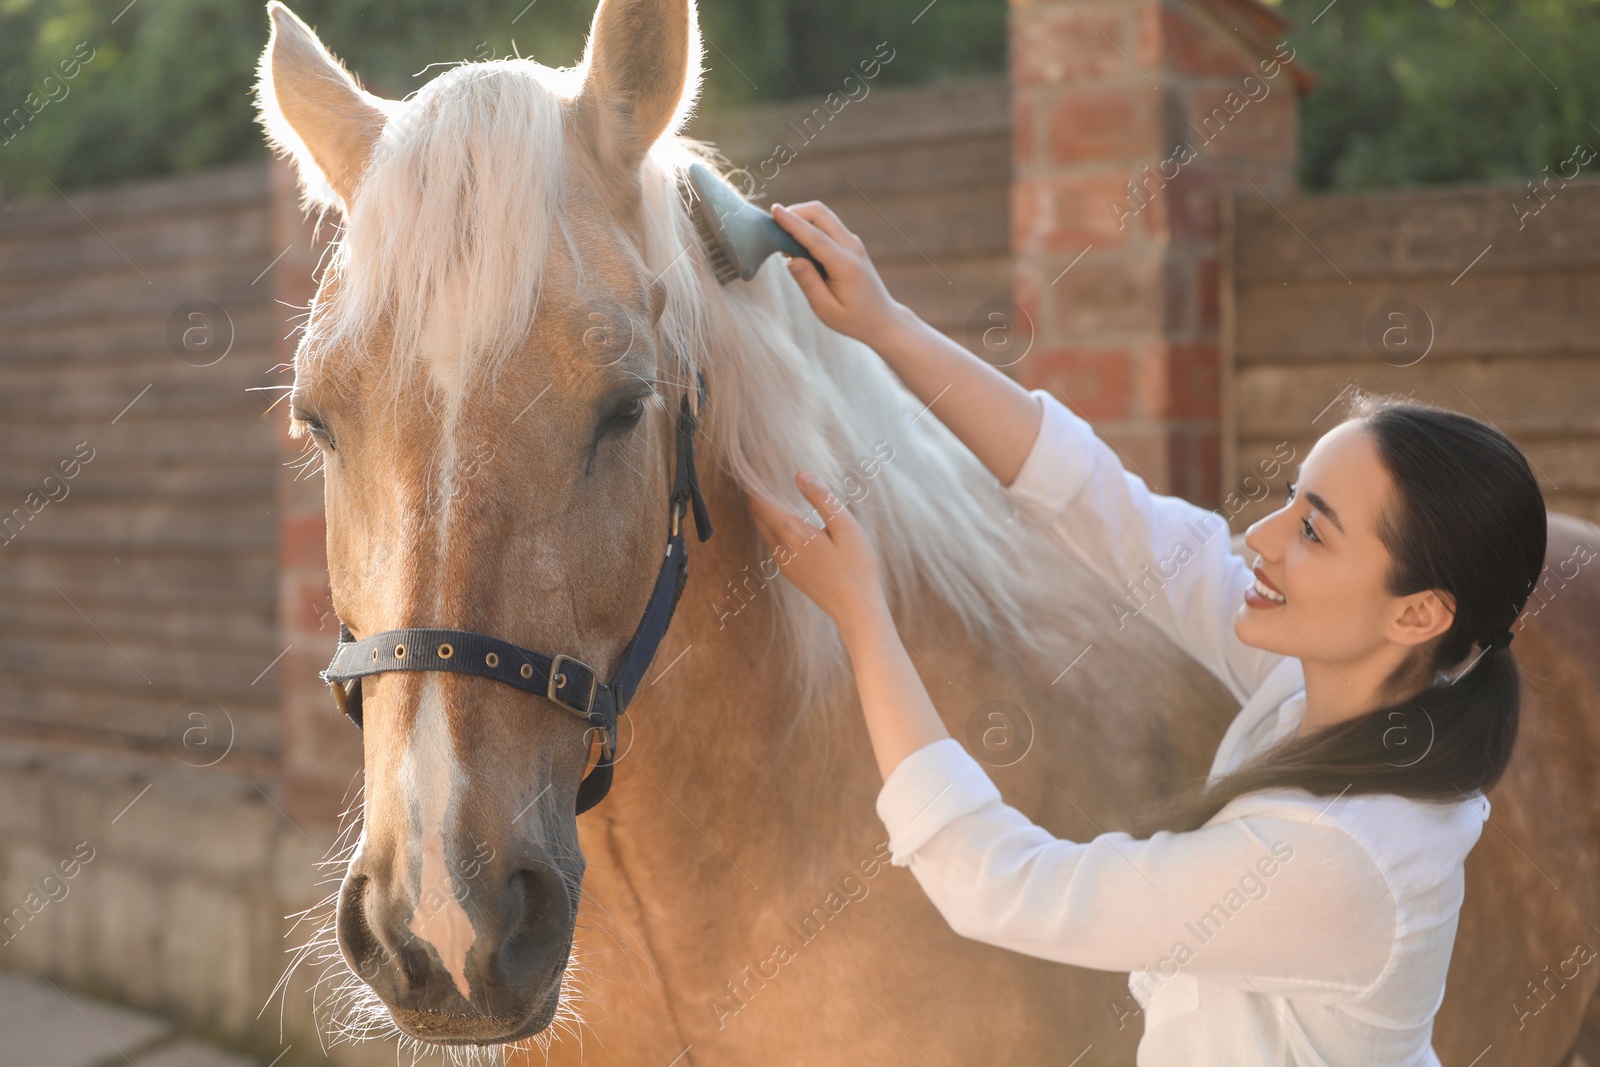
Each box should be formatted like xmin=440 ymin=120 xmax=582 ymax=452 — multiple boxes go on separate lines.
xmin=321 ymin=371 xmax=713 ymax=816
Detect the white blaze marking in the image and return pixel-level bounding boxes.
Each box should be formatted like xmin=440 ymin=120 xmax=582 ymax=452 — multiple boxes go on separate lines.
xmin=403 ymin=675 xmax=476 ymax=1001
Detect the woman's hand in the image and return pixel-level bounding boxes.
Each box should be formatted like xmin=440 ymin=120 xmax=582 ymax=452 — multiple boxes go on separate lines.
xmin=745 ymin=469 xmax=888 ymax=636
xmin=771 ymin=201 xmax=908 ymax=349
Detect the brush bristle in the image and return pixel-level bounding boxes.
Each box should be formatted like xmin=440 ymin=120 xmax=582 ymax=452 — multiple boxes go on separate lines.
xmin=690 ymin=192 xmax=739 ymax=285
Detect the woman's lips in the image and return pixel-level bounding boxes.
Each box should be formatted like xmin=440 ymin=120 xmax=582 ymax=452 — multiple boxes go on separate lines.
xmin=1246 ymin=567 xmax=1287 ymax=609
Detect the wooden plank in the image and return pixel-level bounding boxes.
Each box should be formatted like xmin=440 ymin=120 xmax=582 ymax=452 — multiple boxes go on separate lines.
xmin=0 ymin=356 xmax=287 ymax=422
xmin=879 ymin=257 xmax=1013 ymax=324
xmin=801 ymin=184 xmax=1010 ymax=265
xmin=1234 ymin=272 xmax=1600 ymax=362
xmin=0 ymin=415 xmax=282 ymax=460
xmin=0 ymin=681 xmax=281 ymax=759
xmin=0 ymin=459 xmax=278 ymax=502
xmin=0 ymin=635 xmax=290 ymax=700
xmin=1232 ymin=356 xmax=1600 ymax=439
xmin=687 ymin=75 xmax=1009 ymax=159
xmin=0 ymin=554 xmax=278 ymax=606
xmin=1232 ymin=176 xmax=1600 ymax=283
xmin=718 ymin=133 xmax=1012 ymax=204
xmin=0 ymin=263 xmax=280 ymax=332
xmin=0 ymin=597 xmax=279 ymax=649
xmin=0 ymin=204 xmax=272 ymax=283
xmin=0 ymin=162 xmax=272 ymax=240
xmin=0 ymin=501 xmax=281 ymax=552
xmin=0 ymin=307 xmax=283 ymax=366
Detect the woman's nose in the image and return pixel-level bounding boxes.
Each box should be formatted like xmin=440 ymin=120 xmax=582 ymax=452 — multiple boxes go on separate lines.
xmin=1243 ymin=515 xmax=1274 ymax=561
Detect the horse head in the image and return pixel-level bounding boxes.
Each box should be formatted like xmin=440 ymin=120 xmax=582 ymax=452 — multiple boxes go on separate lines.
xmin=257 ymin=0 xmax=713 ymax=1044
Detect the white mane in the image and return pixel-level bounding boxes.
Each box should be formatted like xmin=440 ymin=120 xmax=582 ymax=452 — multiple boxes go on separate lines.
xmin=294 ymin=57 xmax=1091 ymax=726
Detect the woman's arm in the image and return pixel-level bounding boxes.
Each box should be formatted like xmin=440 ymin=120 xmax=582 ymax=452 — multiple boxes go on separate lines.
xmin=1006 ymin=388 xmax=1284 ymax=705
xmin=744 ymin=476 xmax=1394 ymax=996
xmin=772 ymin=201 xmax=1043 ymax=488
xmin=745 ymin=471 xmax=950 ymax=779
xmin=772 ymin=199 xmax=1282 ymax=704
xmin=875 ymin=734 xmax=1397 ymax=997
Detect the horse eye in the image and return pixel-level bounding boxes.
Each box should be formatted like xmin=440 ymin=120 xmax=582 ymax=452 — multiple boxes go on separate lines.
xmin=601 ymin=395 xmax=647 ymax=434
xmin=294 ymin=409 xmax=337 ymax=450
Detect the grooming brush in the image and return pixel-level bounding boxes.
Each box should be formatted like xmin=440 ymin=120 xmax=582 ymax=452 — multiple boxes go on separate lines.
xmin=687 ymin=162 xmax=830 ymax=285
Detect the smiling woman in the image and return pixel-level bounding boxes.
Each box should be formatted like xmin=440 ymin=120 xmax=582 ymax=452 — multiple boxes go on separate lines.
xmin=753 ymin=192 xmax=1550 ymax=1066
xmin=1141 ymin=391 xmax=1546 ymax=835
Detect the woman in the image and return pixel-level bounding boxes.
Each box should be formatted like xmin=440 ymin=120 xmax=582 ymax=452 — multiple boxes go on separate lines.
xmin=747 ymin=200 xmax=1547 ymax=1065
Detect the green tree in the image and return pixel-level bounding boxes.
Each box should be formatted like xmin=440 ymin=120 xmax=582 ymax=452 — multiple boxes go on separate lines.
xmin=0 ymin=0 xmax=1006 ymax=200
xmin=1274 ymin=0 xmax=1600 ymax=190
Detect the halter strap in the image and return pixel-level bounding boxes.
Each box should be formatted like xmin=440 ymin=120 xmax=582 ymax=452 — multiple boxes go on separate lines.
xmin=321 ymin=371 xmax=711 ymax=816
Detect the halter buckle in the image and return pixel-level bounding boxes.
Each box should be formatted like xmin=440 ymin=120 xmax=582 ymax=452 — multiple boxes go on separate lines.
xmin=548 ymin=653 xmax=598 ymax=716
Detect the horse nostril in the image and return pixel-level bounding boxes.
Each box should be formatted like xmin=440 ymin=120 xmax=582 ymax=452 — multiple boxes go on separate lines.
xmin=338 ymin=870 xmax=436 ymax=995
xmin=493 ymin=864 xmax=575 ymax=991
xmin=337 ymin=873 xmax=389 ymax=985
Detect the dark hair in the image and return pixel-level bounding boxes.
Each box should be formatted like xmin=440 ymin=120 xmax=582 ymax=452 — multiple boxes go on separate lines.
xmin=1125 ymin=391 xmax=1547 ymax=837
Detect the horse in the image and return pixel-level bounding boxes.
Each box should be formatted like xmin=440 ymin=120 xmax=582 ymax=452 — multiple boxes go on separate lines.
xmin=253 ymin=0 xmax=1600 ymax=1062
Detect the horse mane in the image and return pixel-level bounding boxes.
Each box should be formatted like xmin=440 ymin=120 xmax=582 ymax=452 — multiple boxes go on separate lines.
xmin=291 ymin=57 xmax=1090 ymax=729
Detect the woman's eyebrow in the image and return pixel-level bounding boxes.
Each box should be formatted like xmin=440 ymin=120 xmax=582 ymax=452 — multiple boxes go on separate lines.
xmin=1295 ymin=463 xmax=1345 ymax=534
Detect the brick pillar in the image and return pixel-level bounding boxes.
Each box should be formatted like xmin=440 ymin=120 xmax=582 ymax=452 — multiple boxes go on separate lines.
xmin=268 ymin=159 xmax=362 ymax=826
xmin=1011 ymin=0 xmax=1311 ymax=505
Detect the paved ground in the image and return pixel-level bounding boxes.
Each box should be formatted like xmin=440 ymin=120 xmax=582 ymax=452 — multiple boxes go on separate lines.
xmin=0 ymin=971 xmax=261 ymax=1067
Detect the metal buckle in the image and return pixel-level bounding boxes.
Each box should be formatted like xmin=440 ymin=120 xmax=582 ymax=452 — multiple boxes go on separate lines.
xmin=548 ymin=653 xmax=598 ymax=716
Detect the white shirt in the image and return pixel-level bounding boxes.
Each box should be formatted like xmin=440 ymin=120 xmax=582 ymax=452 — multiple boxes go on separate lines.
xmin=875 ymin=389 xmax=1490 ymax=1066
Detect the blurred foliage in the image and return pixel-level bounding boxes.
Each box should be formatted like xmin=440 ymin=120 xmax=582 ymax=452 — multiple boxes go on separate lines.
xmin=0 ymin=0 xmax=1004 ymax=200
xmin=1273 ymin=0 xmax=1600 ymax=190
xmin=2 ymin=0 xmax=1597 ymax=200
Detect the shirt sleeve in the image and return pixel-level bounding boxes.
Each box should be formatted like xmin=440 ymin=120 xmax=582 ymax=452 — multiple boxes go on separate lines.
xmin=876 ymin=738 xmax=1397 ymax=1000
xmin=1003 ymin=388 xmax=1283 ymax=707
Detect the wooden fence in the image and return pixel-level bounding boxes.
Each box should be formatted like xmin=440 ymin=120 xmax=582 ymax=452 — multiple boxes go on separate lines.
xmin=682 ymin=74 xmax=1013 ymax=342
xmin=1223 ymin=176 xmax=1600 ymax=529
xmin=0 ymin=162 xmax=285 ymax=766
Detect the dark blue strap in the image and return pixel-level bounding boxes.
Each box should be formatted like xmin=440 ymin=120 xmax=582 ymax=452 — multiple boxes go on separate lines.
xmin=322 ymin=529 xmax=692 ymax=815
xmin=321 ymin=372 xmax=710 ymax=817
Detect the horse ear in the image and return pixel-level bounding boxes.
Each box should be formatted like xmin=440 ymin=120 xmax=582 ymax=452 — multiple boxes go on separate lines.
xmin=572 ymin=0 xmax=703 ymax=176
xmin=255 ymin=1 xmax=389 ymax=213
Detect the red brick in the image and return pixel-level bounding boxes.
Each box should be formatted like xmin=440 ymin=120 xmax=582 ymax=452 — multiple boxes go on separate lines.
xmin=279 ymin=513 xmax=328 ymax=568
xmin=1045 ymin=255 xmax=1167 ymax=340
xmin=284 ymin=578 xmax=338 ymax=635
xmin=1013 ymin=262 xmax=1045 ymax=355
xmin=1166 ymin=424 xmax=1223 ymax=507
xmin=1141 ymin=167 xmax=1235 ymax=242
xmin=1126 ymin=341 xmax=1219 ymax=421
xmin=1181 ymin=83 xmax=1297 ymax=164
xmin=285 ymin=770 xmax=362 ymax=827
xmin=1012 ymin=5 xmax=1135 ymax=89
xmin=1029 ymin=345 xmax=1134 ymax=420
xmin=1046 ymin=85 xmax=1164 ymax=165
xmin=1163 ymin=342 xmax=1221 ymax=419
xmin=1196 ymin=256 xmax=1219 ymax=332
xmin=1135 ymin=4 xmax=1254 ymax=81
xmin=1014 ymin=172 xmax=1135 ymax=256
xmin=1153 ymin=255 xmax=1201 ymax=335
xmin=1014 ymin=94 xmax=1038 ymax=169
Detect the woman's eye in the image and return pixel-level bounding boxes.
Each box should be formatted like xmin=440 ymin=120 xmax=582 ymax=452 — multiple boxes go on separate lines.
xmin=1286 ymin=481 xmax=1318 ymax=542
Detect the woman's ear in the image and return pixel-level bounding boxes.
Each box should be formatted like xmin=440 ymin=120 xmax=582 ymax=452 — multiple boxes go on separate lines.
xmin=1389 ymin=588 xmax=1457 ymax=648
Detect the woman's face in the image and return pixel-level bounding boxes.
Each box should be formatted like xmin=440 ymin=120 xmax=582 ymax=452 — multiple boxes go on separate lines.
xmin=1237 ymin=420 xmax=1446 ymax=667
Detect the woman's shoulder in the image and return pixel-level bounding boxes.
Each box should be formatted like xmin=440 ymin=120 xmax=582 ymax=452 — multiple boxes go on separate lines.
xmin=1212 ymin=785 xmax=1489 ymax=897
